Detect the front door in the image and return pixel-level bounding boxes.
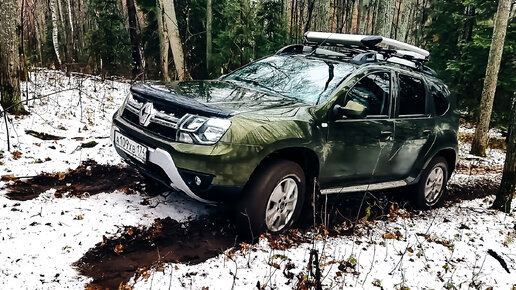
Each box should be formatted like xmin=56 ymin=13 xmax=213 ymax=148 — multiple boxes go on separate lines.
xmin=321 ymin=71 xmax=395 ymax=188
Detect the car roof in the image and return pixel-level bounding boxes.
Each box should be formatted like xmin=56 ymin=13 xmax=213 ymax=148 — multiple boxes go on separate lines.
xmin=276 ymin=44 xmax=439 ymax=78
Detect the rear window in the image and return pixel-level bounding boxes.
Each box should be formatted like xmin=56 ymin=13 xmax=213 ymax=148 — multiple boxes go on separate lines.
xmin=398 ymin=74 xmax=426 ymax=116
xmin=429 ymin=82 xmax=450 ymax=116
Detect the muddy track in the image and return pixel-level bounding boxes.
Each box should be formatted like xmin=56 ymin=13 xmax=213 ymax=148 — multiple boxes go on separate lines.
xmin=75 ymin=216 xmax=239 ymax=289
xmin=3 ymin=160 xmax=143 ymax=200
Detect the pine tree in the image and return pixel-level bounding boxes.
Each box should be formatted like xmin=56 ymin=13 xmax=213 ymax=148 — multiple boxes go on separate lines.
xmin=86 ymin=0 xmax=132 ymax=75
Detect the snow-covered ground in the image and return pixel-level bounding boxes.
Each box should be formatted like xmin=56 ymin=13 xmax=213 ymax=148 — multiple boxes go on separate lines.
xmin=132 ymin=197 xmax=516 ymax=289
xmin=0 ymin=69 xmax=514 ymax=289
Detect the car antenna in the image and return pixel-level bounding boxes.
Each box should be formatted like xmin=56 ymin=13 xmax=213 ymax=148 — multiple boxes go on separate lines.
xmin=306 ymin=33 xmax=335 ymax=56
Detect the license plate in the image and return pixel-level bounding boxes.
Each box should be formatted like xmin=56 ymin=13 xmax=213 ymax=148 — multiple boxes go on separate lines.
xmin=114 ymin=131 xmax=147 ymax=163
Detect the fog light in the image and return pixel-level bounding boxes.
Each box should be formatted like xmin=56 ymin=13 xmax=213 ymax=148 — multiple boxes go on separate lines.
xmin=194 ymin=176 xmax=202 ymax=186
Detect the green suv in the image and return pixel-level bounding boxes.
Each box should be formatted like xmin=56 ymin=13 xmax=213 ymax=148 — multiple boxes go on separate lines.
xmin=111 ymin=32 xmax=458 ymax=235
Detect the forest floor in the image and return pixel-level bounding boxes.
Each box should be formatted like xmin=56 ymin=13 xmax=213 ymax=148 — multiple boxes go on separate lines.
xmin=0 ymin=70 xmax=514 ymax=289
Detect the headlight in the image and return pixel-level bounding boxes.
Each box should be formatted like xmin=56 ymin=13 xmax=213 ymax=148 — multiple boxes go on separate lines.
xmin=117 ymin=94 xmax=130 ymax=117
xmin=178 ymin=114 xmax=231 ymax=145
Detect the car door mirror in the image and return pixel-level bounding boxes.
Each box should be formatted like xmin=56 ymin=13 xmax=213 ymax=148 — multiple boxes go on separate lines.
xmin=333 ymin=101 xmax=366 ymax=119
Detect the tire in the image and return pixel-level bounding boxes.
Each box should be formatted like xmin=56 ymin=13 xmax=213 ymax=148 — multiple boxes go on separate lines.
xmin=236 ymin=159 xmax=306 ymax=239
xmin=413 ymin=156 xmax=449 ymax=209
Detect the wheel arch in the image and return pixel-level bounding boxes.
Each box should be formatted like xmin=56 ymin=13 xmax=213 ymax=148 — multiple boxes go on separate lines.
xmin=245 ymin=146 xmax=320 ymax=191
xmin=424 ymin=148 xmax=457 ymax=177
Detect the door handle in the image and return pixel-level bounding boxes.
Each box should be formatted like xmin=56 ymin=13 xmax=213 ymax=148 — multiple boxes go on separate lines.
xmin=379 ymin=131 xmax=393 ymax=141
xmin=380 ymin=131 xmax=393 ymax=136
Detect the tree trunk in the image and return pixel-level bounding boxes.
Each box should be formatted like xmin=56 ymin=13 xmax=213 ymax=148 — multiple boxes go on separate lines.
xmin=67 ymin=0 xmax=75 ymax=59
xmin=206 ymin=0 xmax=212 ymax=74
xmin=492 ymin=94 xmax=515 ymax=213
xmin=344 ymin=0 xmax=355 ymax=33
xmin=304 ymin=0 xmax=316 ymax=33
xmin=162 ymin=0 xmax=188 ymax=81
xmin=34 ymin=17 xmax=43 ymax=65
xmin=470 ymin=0 xmax=511 ymax=157
xmin=0 ymin=0 xmax=26 ymax=114
xmin=397 ymin=0 xmax=413 ymax=41
xmin=336 ymin=0 xmax=345 ymax=33
xmin=313 ymin=0 xmax=330 ymax=32
xmin=461 ymin=6 xmax=475 ymax=42
xmin=50 ymin=0 xmax=62 ymax=66
xmin=375 ymin=0 xmax=395 ymax=37
xmin=20 ymin=0 xmax=27 ymax=82
xmin=157 ymin=0 xmax=170 ymax=81
xmin=126 ymin=0 xmax=143 ymax=78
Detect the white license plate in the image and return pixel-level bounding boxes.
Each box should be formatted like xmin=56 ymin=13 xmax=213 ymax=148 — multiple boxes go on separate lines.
xmin=114 ymin=132 xmax=148 ymax=163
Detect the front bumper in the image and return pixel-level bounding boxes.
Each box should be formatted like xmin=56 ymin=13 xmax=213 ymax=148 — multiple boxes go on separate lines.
xmin=111 ymin=115 xmax=263 ymax=202
xmin=112 ymin=125 xmax=215 ymax=203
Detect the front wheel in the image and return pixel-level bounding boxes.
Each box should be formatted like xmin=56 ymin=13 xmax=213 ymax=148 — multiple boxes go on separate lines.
xmin=413 ymin=156 xmax=449 ymax=209
xmin=237 ymin=159 xmax=306 ymax=238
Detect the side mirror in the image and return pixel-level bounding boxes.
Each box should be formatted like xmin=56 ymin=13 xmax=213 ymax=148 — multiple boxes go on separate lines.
xmin=333 ymin=101 xmax=366 ymax=119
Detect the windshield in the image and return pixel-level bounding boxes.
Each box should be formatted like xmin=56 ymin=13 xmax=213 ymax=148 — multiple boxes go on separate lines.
xmin=223 ymin=55 xmax=354 ymax=104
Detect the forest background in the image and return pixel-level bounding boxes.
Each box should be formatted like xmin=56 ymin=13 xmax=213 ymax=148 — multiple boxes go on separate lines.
xmin=8 ymin=0 xmax=516 ymax=128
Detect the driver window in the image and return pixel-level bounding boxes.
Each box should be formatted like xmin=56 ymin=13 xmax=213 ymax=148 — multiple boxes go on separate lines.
xmin=343 ymin=72 xmax=391 ymax=118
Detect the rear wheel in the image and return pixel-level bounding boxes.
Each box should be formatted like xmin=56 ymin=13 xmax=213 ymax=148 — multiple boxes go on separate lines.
xmin=413 ymin=156 xmax=449 ymax=209
xmin=237 ymin=159 xmax=305 ymax=238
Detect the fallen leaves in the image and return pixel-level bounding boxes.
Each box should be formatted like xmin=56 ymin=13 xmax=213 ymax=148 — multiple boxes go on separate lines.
xmin=266 ymin=229 xmax=307 ymax=250
xmin=25 ymin=130 xmax=65 ymax=140
xmin=12 ymin=151 xmax=21 ymax=160
xmin=1 ymin=174 xmax=19 ymax=182
xmin=81 ymin=141 xmax=98 ymax=148
xmin=382 ymin=231 xmax=403 ymax=240
xmin=114 ymin=244 xmax=124 ymax=254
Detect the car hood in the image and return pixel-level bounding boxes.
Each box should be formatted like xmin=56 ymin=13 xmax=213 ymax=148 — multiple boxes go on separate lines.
xmin=130 ymin=80 xmax=304 ymax=118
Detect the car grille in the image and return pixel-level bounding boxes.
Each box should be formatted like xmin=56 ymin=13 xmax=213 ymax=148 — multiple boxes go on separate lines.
xmin=121 ymin=93 xmax=188 ymax=141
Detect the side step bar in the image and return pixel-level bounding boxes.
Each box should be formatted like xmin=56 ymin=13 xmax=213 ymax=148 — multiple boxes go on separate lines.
xmin=320 ymin=180 xmax=408 ymax=195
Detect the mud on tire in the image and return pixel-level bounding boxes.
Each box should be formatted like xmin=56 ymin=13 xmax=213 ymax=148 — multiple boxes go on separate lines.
xmin=236 ymin=159 xmax=306 ymax=239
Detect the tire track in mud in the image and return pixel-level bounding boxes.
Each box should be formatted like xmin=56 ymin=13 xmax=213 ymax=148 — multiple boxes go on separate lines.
xmin=75 ymin=217 xmax=239 ymax=289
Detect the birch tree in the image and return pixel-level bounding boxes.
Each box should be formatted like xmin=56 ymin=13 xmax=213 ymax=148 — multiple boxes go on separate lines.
xmin=470 ymin=0 xmax=511 ymax=157
xmin=50 ymin=0 xmax=62 ymax=66
xmin=0 ymin=0 xmax=26 ymax=114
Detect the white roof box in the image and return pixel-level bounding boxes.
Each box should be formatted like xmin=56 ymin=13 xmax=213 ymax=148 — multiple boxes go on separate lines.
xmin=304 ymin=31 xmax=429 ymax=58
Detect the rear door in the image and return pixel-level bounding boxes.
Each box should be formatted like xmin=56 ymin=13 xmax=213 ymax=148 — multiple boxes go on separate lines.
xmin=388 ymin=72 xmax=436 ymax=180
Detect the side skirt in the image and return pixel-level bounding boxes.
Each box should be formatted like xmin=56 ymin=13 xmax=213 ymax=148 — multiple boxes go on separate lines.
xmin=320 ymin=180 xmax=408 ymax=195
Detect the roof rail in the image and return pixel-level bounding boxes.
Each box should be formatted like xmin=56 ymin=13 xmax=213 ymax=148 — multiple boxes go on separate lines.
xmin=303 ymin=32 xmax=430 ymax=70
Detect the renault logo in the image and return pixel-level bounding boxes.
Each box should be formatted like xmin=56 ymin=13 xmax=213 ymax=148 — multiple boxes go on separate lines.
xmin=139 ymin=102 xmax=154 ymax=126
